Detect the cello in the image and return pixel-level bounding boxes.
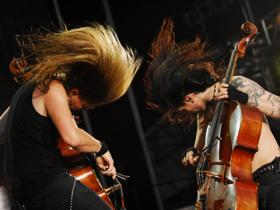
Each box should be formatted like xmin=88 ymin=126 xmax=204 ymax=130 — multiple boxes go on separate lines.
xmin=195 ymin=22 xmax=262 ymax=210
xmin=57 ymin=138 xmax=126 ymax=210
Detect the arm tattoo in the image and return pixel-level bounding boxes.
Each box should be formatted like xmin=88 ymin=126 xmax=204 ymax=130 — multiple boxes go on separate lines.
xmin=231 ymin=76 xmax=245 ymax=89
xmin=231 ymin=76 xmax=265 ymax=107
xmin=269 ymin=97 xmax=275 ymax=116
xmin=232 ymin=76 xmax=280 ymax=118
xmin=267 ymin=93 xmax=280 ymax=116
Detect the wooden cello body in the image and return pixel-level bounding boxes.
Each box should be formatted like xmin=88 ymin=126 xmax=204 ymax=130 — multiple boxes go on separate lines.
xmin=195 ymin=22 xmax=261 ymax=210
xmin=57 ymin=138 xmax=120 ymax=210
xmin=224 ymin=102 xmax=262 ymax=209
xmin=196 ymin=102 xmax=263 ymax=210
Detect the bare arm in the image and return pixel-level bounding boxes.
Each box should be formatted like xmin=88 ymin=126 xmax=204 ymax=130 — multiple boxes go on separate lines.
xmin=44 ymin=80 xmax=102 ymax=153
xmin=182 ymin=112 xmax=208 ymax=166
xmin=194 ymin=112 xmax=208 ymax=150
xmin=43 ymin=80 xmax=116 ymax=178
xmin=231 ymin=75 xmax=280 ymax=119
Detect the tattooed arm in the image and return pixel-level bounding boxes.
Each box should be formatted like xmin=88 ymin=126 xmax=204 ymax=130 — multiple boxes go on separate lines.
xmin=231 ymin=75 xmax=280 ymax=119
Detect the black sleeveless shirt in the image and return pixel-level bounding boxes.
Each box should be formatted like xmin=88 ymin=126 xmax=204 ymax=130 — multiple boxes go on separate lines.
xmin=7 ymin=83 xmax=66 ymax=199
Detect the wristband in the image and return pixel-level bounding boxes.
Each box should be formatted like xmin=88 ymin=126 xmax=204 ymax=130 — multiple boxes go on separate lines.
xmin=228 ymin=85 xmax=248 ymax=104
xmin=95 ymin=141 xmax=108 ymax=157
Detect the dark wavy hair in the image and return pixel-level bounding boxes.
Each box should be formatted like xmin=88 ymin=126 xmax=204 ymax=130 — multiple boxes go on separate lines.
xmin=144 ymin=18 xmax=223 ymax=123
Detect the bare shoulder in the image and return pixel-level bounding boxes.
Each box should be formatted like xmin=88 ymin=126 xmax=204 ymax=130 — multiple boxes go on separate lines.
xmin=45 ymin=80 xmax=67 ymax=98
xmin=44 ymin=80 xmax=69 ymax=113
xmin=32 ymin=82 xmax=65 ymax=117
xmin=48 ymin=80 xmax=65 ymax=91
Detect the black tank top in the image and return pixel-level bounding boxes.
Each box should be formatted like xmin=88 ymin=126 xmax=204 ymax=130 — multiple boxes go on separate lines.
xmin=8 ymin=83 xmax=66 ymax=199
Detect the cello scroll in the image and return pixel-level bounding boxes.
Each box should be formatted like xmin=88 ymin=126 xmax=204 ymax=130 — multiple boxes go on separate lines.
xmin=235 ymin=22 xmax=258 ymax=58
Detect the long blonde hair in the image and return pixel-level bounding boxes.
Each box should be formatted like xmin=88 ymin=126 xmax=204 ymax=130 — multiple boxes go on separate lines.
xmin=17 ymin=23 xmax=142 ymax=106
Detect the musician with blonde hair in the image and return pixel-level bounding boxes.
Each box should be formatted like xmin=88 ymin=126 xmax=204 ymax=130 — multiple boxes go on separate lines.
xmin=4 ymin=23 xmax=141 ymax=210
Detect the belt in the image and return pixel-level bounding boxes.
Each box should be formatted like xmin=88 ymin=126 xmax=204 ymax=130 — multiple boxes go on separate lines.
xmin=252 ymin=157 xmax=280 ymax=181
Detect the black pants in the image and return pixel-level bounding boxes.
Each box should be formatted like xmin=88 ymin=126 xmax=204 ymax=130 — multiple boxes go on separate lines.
xmin=23 ymin=172 xmax=111 ymax=210
xmin=253 ymin=158 xmax=280 ymax=210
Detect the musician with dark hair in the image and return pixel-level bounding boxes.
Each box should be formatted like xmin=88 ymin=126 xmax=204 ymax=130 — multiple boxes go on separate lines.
xmin=144 ymin=18 xmax=280 ymax=210
xmin=4 ymin=23 xmax=142 ymax=210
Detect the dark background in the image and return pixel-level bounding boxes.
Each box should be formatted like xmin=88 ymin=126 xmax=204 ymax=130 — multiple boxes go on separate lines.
xmin=1 ymin=0 xmax=280 ymax=210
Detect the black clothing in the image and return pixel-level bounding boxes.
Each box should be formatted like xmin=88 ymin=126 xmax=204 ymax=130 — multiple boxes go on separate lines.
xmin=253 ymin=157 xmax=280 ymax=210
xmin=24 ymin=172 xmax=111 ymax=210
xmin=6 ymin=83 xmax=65 ymax=199
xmin=5 ymin=83 xmax=110 ymax=210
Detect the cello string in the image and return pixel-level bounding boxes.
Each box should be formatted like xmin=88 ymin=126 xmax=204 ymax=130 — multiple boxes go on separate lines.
xmin=116 ymin=172 xmax=130 ymax=179
xmin=201 ymin=155 xmax=207 ymax=186
xmin=197 ymin=154 xmax=207 ymax=188
xmin=197 ymin=155 xmax=204 ymax=188
xmin=196 ymin=136 xmax=221 ymax=158
xmin=114 ymin=178 xmax=127 ymax=210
